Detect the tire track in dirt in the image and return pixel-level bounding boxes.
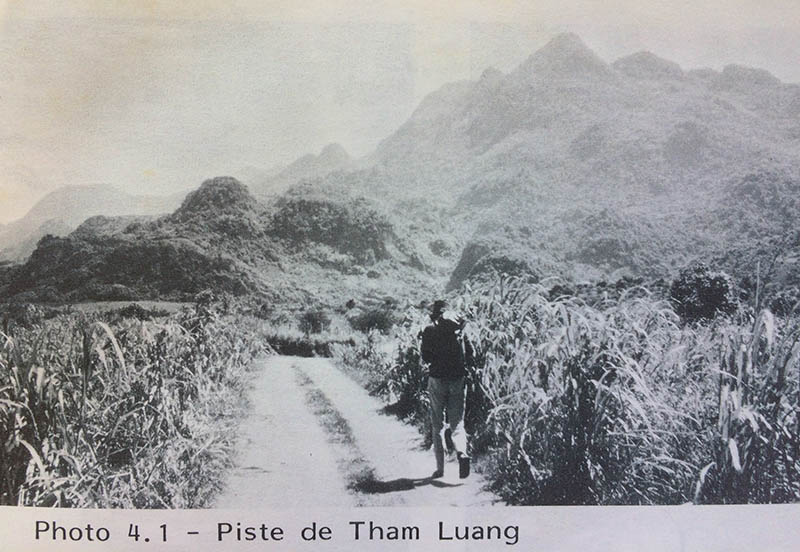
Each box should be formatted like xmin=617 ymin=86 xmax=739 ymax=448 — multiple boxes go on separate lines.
xmin=213 ymin=356 xmax=351 ymax=508
xmin=292 ymin=369 xmax=400 ymax=506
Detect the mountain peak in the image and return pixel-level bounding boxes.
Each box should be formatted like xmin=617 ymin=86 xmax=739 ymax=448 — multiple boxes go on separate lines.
xmin=517 ymin=33 xmax=612 ymax=80
xmin=175 ymin=176 xmax=256 ymax=217
xmin=544 ymin=32 xmax=589 ymax=51
xmin=318 ymin=143 xmax=351 ymax=164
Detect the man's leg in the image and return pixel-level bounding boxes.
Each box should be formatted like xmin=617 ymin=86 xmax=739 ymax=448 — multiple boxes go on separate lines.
xmin=445 ymin=377 xmax=470 ymax=478
xmin=427 ymin=377 xmax=446 ymax=477
xmin=445 ymin=377 xmax=467 ymax=455
xmin=444 ymin=427 xmax=454 ymax=453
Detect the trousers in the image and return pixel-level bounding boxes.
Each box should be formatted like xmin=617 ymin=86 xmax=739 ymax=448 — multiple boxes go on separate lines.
xmin=427 ymin=376 xmax=467 ymax=472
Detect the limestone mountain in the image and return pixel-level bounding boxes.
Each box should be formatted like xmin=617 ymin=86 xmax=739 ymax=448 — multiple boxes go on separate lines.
xmin=302 ymin=33 xmax=800 ymax=292
xmin=0 ymin=184 xmax=183 ymax=262
xmin=1 ymin=177 xmax=435 ymax=306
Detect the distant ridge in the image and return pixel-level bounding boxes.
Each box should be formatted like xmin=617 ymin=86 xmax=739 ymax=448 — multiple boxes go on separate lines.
xmin=0 ymin=185 xmax=183 ymax=262
xmin=252 ymin=143 xmax=354 ymax=198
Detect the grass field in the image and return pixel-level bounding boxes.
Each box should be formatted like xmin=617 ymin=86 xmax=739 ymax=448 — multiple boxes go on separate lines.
xmin=0 ymin=295 xmax=266 ymax=507
xmin=4 ymin=276 xmax=798 ymax=507
xmin=335 ymin=276 xmax=800 ymax=505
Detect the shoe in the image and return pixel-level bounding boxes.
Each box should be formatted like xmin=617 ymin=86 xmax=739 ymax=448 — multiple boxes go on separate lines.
xmin=431 ymin=469 xmax=444 ymax=479
xmin=457 ymin=453 xmax=470 ymax=479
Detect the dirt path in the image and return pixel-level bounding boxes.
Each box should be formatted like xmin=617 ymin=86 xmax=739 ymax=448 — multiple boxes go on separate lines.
xmin=214 ymin=356 xmax=498 ymax=507
xmin=213 ymin=356 xmax=351 ymax=508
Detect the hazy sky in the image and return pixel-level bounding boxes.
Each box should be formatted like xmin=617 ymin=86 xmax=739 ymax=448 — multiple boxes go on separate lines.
xmin=1 ymin=0 xmax=799 ymax=222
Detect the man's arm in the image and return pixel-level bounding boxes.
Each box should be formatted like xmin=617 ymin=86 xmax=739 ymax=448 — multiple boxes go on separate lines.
xmin=420 ymin=326 xmax=435 ymax=364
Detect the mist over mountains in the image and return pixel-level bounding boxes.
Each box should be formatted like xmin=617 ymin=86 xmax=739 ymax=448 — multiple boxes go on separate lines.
xmin=0 ymin=185 xmax=183 ymax=262
xmin=2 ymin=34 xmax=799 ymax=307
xmin=252 ymin=143 xmax=355 ymax=200
xmin=363 ymin=32 xmax=799 ymax=215
xmin=307 ymin=33 xmax=800 ymax=292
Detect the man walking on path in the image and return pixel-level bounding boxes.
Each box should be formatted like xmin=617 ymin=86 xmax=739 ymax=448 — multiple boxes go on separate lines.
xmin=421 ymin=299 xmax=471 ymax=479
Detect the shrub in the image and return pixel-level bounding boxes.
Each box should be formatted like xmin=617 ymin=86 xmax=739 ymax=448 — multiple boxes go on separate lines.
xmin=298 ymin=309 xmax=331 ymax=336
xmin=768 ymin=288 xmax=800 ymax=317
xmin=113 ymin=303 xmax=170 ymax=321
xmin=670 ymin=264 xmax=737 ymax=322
xmin=331 ymin=330 xmax=392 ymax=393
xmin=348 ymin=307 xmax=396 ymax=334
xmin=383 ymin=335 xmax=430 ymax=427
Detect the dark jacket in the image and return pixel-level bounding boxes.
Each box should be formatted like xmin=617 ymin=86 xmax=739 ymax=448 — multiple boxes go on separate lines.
xmin=421 ymin=315 xmax=471 ymax=379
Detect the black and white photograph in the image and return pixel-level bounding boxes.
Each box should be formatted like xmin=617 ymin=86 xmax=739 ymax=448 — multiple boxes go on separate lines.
xmin=1 ymin=0 xmax=800 ymax=549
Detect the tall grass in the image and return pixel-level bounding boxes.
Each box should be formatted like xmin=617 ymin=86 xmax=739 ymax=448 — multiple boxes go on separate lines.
xmin=449 ymin=279 xmax=692 ymax=503
xmin=338 ymin=276 xmax=800 ymax=504
xmin=694 ymin=308 xmax=800 ymax=503
xmin=0 ymin=297 xmax=266 ymax=507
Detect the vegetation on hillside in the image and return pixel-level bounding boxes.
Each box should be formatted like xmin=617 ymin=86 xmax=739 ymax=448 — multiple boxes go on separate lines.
xmin=0 ymin=178 xmax=437 ymax=310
